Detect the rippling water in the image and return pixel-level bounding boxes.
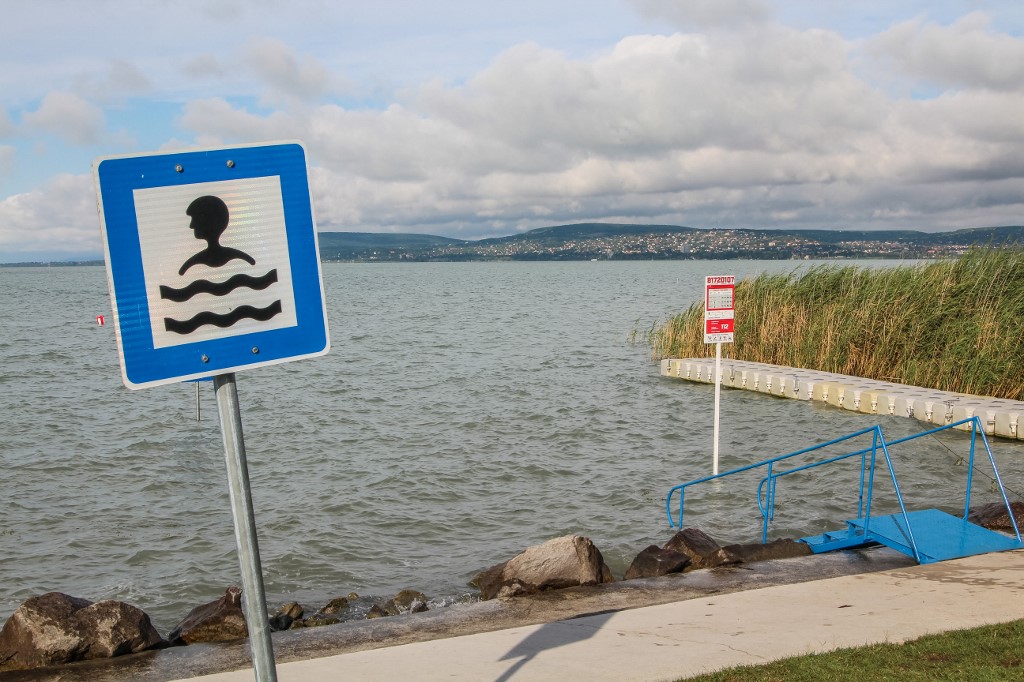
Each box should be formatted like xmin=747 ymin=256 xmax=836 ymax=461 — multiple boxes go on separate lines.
xmin=2 ymin=260 xmax=1022 ymax=634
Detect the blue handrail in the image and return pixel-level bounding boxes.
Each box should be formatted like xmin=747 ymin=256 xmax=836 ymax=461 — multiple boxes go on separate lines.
xmin=666 ymin=424 xmax=883 ymax=535
xmin=876 ymin=416 xmax=1021 ymax=543
xmin=665 ymin=415 xmax=1022 ymax=559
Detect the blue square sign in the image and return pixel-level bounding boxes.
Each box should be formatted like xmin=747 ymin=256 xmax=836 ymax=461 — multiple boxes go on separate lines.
xmin=94 ymin=141 xmax=330 ymax=389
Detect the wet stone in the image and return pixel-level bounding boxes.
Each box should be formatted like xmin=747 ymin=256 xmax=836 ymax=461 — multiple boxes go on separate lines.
xmin=167 ymin=587 xmax=248 ymax=645
xmin=624 ymin=545 xmax=691 ymax=580
xmin=269 ymin=602 xmax=304 ymax=632
xmin=319 ymin=597 xmax=350 ymax=615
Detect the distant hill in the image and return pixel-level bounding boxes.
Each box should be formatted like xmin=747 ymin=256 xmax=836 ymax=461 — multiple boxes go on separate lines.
xmin=317 ymin=231 xmax=466 ymax=260
xmin=7 ymin=223 xmax=1023 ymax=266
xmin=932 ymin=225 xmax=1024 ymax=245
xmin=769 ymin=226 xmax=1024 ymax=245
xmin=474 ymin=222 xmax=699 ymax=245
xmin=315 ymin=223 xmax=1024 ymax=262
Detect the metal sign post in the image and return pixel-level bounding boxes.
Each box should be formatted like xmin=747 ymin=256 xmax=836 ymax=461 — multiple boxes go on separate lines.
xmin=94 ymin=141 xmax=329 ymax=682
xmin=215 ymin=373 xmax=277 ymax=682
xmin=704 ymin=275 xmax=736 ymax=476
xmin=713 ymin=340 xmax=722 ymax=475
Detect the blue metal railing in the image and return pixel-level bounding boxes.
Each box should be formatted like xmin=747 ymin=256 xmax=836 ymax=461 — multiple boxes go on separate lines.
xmin=879 ymin=416 xmax=1021 ymax=543
xmin=665 ymin=415 xmax=1022 ymax=560
xmin=755 ymin=443 xmax=873 ymax=530
xmin=665 ymin=424 xmax=890 ymax=544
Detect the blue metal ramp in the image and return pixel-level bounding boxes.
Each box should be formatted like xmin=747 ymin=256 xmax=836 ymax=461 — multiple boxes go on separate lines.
xmin=666 ymin=417 xmax=1023 ymax=566
xmin=802 ymin=509 xmax=1024 ymax=564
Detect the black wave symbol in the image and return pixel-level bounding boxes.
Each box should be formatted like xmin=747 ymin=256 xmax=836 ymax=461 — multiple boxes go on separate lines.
xmin=164 ymin=300 xmax=283 ymax=335
xmin=160 ymin=269 xmax=278 ymax=302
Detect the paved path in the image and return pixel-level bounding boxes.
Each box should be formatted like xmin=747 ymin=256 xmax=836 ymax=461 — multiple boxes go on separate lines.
xmin=175 ymin=549 xmax=1024 ymax=682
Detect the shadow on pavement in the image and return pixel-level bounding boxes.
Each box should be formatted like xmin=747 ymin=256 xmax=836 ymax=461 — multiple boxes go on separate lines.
xmin=495 ymin=610 xmax=619 ymax=682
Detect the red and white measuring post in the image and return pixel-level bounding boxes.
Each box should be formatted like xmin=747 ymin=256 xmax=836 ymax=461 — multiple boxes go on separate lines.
xmin=704 ymin=275 xmax=735 ymax=475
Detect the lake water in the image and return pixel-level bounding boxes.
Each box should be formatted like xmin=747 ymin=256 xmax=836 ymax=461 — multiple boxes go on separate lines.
xmin=2 ymin=260 xmax=1022 ymax=634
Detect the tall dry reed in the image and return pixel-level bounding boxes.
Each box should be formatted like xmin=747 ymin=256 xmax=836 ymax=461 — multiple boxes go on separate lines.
xmin=648 ymin=249 xmax=1024 ymax=400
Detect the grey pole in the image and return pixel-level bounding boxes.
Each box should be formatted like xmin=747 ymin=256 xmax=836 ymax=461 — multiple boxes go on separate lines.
xmin=214 ymin=373 xmax=278 ymax=682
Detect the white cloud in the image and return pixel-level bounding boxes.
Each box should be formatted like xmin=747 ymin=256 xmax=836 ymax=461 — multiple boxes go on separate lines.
xmin=182 ymin=54 xmax=227 ymax=80
xmin=0 ymin=173 xmax=99 ymax=258
xmin=0 ymin=109 xmax=12 ymax=135
xmin=0 ymin=145 xmax=14 ymax=178
xmin=172 ymin=23 xmax=1024 ymax=237
xmin=5 ymin=5 xmax=1024 ymax=259
xmin=629 ymin=0 xmax=774 ymax=29
xmin=869 ymin=12 xmax=1024 ymax=91
xmin=23 ymin=92 xmax=106 ymax=146
xmin=179 ymin=97 xmax=300 ymax=144
xmin=245 ymin=38 xmax=332 ymax=103
xmin=71 ymin=59 xmax=151 ymax=101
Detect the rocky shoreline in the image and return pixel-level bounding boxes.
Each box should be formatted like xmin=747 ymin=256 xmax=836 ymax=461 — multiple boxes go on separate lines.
xmin=1 ymin=501 xmax=1021 ymax=679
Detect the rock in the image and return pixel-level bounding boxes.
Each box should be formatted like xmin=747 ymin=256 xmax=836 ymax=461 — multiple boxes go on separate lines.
xmin=76 ymin=600 xmax=165 ymax=659
xmin=302 ymin=615 xmax=341 ymax=627
xmin=167 ymin=587 xmax=248 ymax=645
xmin=623 ymin=545 xmax=691 ymax=580
xmin=662 ymin=530 xmax=811 ymax=570
xmin=968 ymin=501 xmax=1024 ymax=531
xmin=719 ymin=538 xmax=813 ymax=564
xmin=367 ymin=589 xmax=430 ymax=618
xmin=269 ymin=602 xmax=304 ymax=632
xmin=0 ymin=593 xmax=91 ymax=670
xmin=319 ymin=596 xmax=350 ymax=615
xmin=0 ymin=592 xmax=163 ymax=672
xmin=388 ymin=589 xmax=429 ymax=614
xmin=470 ymin=563 xmax=506 ymax=592
xmin=663 ymin=528 xmax=733 ymax=569
xmin=473 ymin=535 xmax=612 ymax=601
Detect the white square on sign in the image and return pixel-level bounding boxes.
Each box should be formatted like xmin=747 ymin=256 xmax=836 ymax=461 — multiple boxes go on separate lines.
xmin=134 ymin=176 xmax=298 ymax=349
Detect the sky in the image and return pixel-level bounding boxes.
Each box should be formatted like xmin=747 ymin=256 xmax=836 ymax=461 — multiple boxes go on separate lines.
xmin=2 ymin=1 xmax=1024 ymax=262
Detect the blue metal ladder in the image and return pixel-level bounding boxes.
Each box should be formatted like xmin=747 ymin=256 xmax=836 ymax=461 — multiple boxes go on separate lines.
xmin=665 ymin=417 xmax=1023 ymax=564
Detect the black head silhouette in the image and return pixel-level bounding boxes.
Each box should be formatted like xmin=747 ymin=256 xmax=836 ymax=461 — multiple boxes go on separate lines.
xmin=178 ymin=195 xmax=256 ymax=275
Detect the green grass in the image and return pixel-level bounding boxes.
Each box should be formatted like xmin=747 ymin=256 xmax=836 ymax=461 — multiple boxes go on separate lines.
xmin=681 ymin=618 xmax=1024 ymax=681
xmin=647 ymin=248 xmax=1024 ymax=400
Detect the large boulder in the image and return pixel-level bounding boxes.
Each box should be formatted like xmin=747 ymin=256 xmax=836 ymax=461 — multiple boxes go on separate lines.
xmin=472 ymin=535 xmax=614 ymax=600
xmin=663 ymin=528 xmax=734 ymax=570
xmin=167 ymin=587 xmax=248 ymax=645
xmin=623 ymin=545 xmax=691 ymax=580
xmin=968 ymin=501 xmax=1024 ymax=532
xmin=0 ymin=592 xmax=163 ymax=672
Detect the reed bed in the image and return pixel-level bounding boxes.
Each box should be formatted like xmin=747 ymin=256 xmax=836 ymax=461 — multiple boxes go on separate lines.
xmin=648 ymin=249 xmax=1024 ymax=400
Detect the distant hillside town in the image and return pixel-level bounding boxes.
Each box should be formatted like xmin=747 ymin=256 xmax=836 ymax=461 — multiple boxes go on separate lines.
xmin=5 ymin=224 xmax=1022 ymax=267
xmin=316 ymin=224 xmax=1024 ymax=262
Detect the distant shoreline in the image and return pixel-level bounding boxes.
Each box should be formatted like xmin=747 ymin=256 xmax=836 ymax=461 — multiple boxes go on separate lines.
xmin=5 ymin=223 xmax=1023 ymax=266
xmin=0 ymin=254 xmax=943 ymax=268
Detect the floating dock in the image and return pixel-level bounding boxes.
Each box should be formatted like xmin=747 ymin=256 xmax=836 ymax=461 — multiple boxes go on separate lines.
xmin=661 ymin=358 xmax=1024 ymax=440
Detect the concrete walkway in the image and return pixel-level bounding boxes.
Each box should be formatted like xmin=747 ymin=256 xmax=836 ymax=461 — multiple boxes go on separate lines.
xmin=662 ymin=358 xmax=1024 ymax=440
xmin=176 ymin=549 xmax=1024 ymax=682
